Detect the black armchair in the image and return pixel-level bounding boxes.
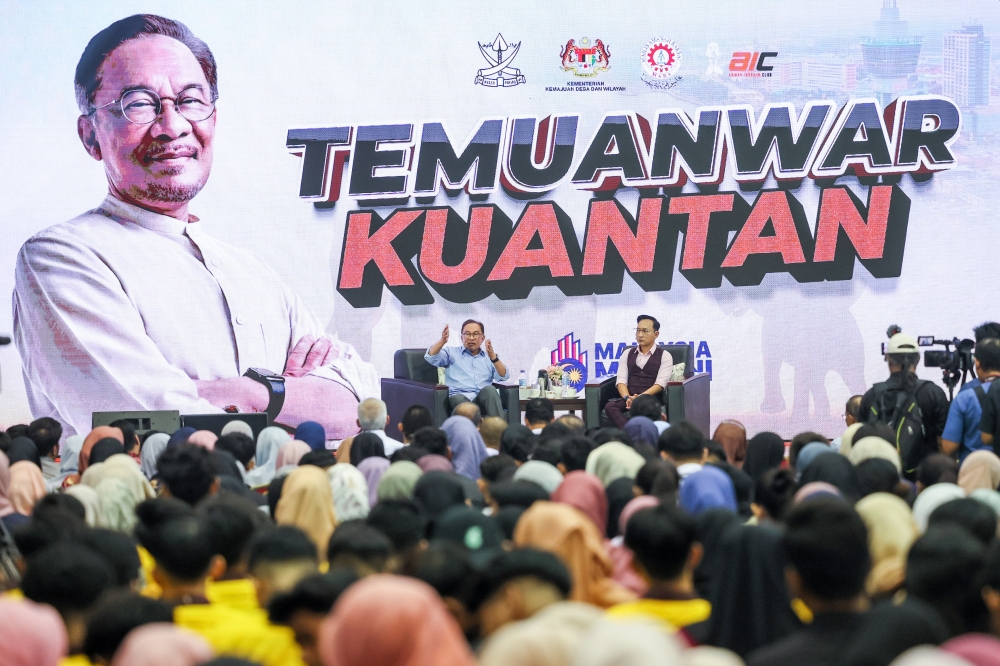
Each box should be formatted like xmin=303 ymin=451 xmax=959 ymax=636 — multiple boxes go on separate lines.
xmin=381 ymin=349 xmax=521 ymax=443
xmin=584 ymin=343 xmax=711 ymax=436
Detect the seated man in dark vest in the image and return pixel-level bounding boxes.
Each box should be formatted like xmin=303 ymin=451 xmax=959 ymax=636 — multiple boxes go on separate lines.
xmin=604 ymin=315 xmax=673 ymax=428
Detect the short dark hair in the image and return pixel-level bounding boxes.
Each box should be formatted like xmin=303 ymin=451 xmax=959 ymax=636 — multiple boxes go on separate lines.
xmin=658 ymin=421 xmax=705 ymax=461
xmin=199 ymin=493 xmax=270 ymax=571
xmin=753 ymin=468 xmax=796 ymax=521
xmin=135 ymin=506 xmax=215 ymax=582
xmin=530 ymin=441 xmax=562 ymax=466
xmin=326 ymin=521 xmax=392 ymax=573
xmin=975 ymin=322 xmax=1000 ymax=343
xmin=75 ymin=15 xmax=218 ymax=113
xmin=592 ymin=428 xmax=632 ymax=447
xmin=928 ymin=498 xmax=998 ymax=545
xmin=108 ymin=419 xmax=139 ymax=453
xmin=525 ymin=398 xmax=554 ymax=425
xmin=788 ymin=431 xmax=829 ymax=469
xmin=845 ymin=395 xmax=864 ymax=422
xmin=975 ymin=338 xmax=1000 ymax=374
xmin=784 ymin=498 xmax=870 ymax=601
xmin=247 ymin=526 xmax=319 ymax=572
xmin=410 ymin=427 xmax=449 ymax=457
xmin=979 ymin=540 xmax=1000 ymax=590
xmin=89 ymin=438 xmax=126 ymax=465
xmin=299 ymin=449 xmax=337 ymax=469
xmin=367 ymin=500 xmax=428 ymax=553
xmin=21 ymin=543 xmax=116 ymax=617
xmin=157 ymin=444 xmax=218 ymax=505
xmin=625 ymin=504 xmax=695 ymax=580
xmin=480 ymin=454 xmax=517 ymax=483
xmin=6 ymin=437 xmax=42 ymax=467
xmin=635 ymin=460 xmax=671 ymax=495
xmin=560 ymin=437 xmax=594 ymax=473
xmin=916 ymin=454 xmax=959 ymax=488
xmin=267 ymin=570 xmax=358 ymax=625
xmin=856 ymin=458 xmax=902 ymax=498
xmin=887 ymin=352 xmax=920 ymax=371
xmin=629 ymin=395 xmax=663 ymax=421
xmin=487 ymin=480 xmax=549 ymax=509
xmin=500 ymin=425 xmax=536 ymax=463
xmin=75 ymin=529 xmax=142 ymax=588
xmin=539 ymin=421 xmax=573 ymax=444
xmin=27 ymin=417 xmax=62 ymax=459
xmin=34 ymin=494 xmax=87 ymax=524
xmin=401 ymin=405 xmax=434 ymax=438
xmin=637 ymin=314 xmax=660 ymax=332
xmin=461 ymin=319 xmax=485 ymax=335
xmin=391 ymin=446 xmax=430 ymax=464
xmin=412 ymin=542 xmax=476 ymax=606
xmin=907 ymin=526 xmax=988 ymax=635
xmin=84 ymin=591 xmax=173 ymax=663
xmin=5 ymin=424 xmax=28 ymax=440
xmin=216 ymin=433 xmax=256 ymax=467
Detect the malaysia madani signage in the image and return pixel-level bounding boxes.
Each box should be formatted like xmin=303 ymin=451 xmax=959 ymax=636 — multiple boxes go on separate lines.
xmin=285 ymin=96 xmax=960 ymax=308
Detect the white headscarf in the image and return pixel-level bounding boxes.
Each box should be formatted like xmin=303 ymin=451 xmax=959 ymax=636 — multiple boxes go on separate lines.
xmin=95 ymin=477 xmax=140 ymax=533
xmin=64 ymin=484 xmax=101 ymax=527
xmin=221 ymin=420 xmax=254 ymax=438
xmin=912 ymin=482 xmax=966 ymax=532
xmin=245 ymin=427 xmax=291 ymax=487
xmin=140 ymin=433 xmax=170 ymax=480
xmin=328 ymin=464 xmax=370 ymax=523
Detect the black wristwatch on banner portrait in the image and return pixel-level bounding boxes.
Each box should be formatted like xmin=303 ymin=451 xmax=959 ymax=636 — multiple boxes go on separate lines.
xmin=243 ymin=367 xmax=286 ymax=423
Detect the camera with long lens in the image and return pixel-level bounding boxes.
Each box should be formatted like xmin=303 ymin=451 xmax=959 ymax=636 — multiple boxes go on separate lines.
xmin=918 ymin=335 xmax=976 ymax=399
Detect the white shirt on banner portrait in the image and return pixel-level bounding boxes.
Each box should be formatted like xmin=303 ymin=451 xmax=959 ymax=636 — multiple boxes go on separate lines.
xmin=13 ymin=195 xmax=380 ymax=438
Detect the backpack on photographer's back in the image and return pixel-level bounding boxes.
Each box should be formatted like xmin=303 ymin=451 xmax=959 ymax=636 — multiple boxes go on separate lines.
xmin=868 ymin=379 xmax=930 ymax=473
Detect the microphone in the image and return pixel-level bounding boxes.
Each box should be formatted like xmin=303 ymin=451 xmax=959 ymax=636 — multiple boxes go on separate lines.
xmin=886 ymin=325 xmax=901 ymax=339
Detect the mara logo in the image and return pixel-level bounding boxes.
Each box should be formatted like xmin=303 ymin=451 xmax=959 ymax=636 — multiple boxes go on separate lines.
xmin=729 ymin=51 xmax=778 ymax=78
xmin=475 ymin=33 xmax=526 ymax=87
xmin=560 ymin=37 xmax=611 ymax=76
xmin=640 ymin=38 xmax=683 ymax=89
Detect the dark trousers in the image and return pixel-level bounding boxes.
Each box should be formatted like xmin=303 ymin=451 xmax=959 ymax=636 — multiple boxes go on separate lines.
xmin=604 ymin=398 xmax=630 ymax=428
xmin=449 ymin=385 xmax=504 ymax=417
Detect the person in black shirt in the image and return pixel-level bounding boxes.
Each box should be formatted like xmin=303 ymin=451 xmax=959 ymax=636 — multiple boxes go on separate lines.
xmin=859 ymin=333 xmax=948 ymax=474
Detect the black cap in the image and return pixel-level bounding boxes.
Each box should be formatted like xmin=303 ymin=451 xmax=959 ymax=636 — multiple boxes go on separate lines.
xmin=432 ymin=506 xmax=505 ymax=568
xmin=469 ymin=547 xmax=572 ymax=611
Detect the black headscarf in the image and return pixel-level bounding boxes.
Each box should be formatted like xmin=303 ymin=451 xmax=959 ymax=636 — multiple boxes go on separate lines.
xmin=842 ymin=599 xmax=951 ymax=666
xmin=706 ymin=523 xmax=802 ymax=657
xmin=605 ymin=476 xmax=636 ymax=539
xmin=488 ymin=480 xmax=549 ymax=509
xmin=88 ymin=438 xmax=126 ymax=466
xmin=799 ymin=453 xmax=863 ymax=503
xmin=495 ymin=505 xmax=526 ymax=540
xmin=267 ymin=475 xmax=287 ymax=519
xmin=693 ymin=509 xmax=742 ymax=600
xmin=211 ymin=450 xmax=244 ymax=481
xmin=743 ymin=432 xmax=786 ymax=482
xmin=710 ymin=461 xmax=753 ymax=518
xmin=413 ymin=471 xmax=467 ymax=526
xmin=349 ymin=432 xmax=386 ymax=466
xmin=6 ymin=437 xmax=41 ymax=467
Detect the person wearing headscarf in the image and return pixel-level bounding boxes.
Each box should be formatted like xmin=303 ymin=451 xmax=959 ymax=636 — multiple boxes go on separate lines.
xmin=81 ymin=454 xmax=156 ymax=503
xmin=912 ymin=482 xmax=967 ymax=532
xmin=713 ymin=420 xmax=748 ymax=469
xmin=413 ymin=471 xmax=467 ymax=524
xmin=318 ymin=574 xmax=476 ymax=666
xmin=65 ymin=484 xmax=101 ymax=527
xmin=94 ymin=477 xmax=142 ymax=533
xmin=167 ymin=426 xmax=197 ymax=449
xmin=187 ymin=430 xmax=218 ymax=450
xmin=48 ymin=434 xmax=84 ymax=491
xmin=958 ymin=450 xmax=1000 ymax=494
xmin=357 ymin=457 xmax=390 ymax=508
xmin=0 ymin=451 xmax=29 ymax=533
xmin=275 ymin=465 xmax=338 ymax=559
xmin=416 ymin=454 xmax=455 ymax=473
xmin=794 ymin=443 xmax=833 ymax=481
xmin=743 ymin=432 xmax=786 ymax=482
xmin=970 ymin=488 xmax=1000 ymax=520
xmin=479 ymin=600 xmax=604 ymax=666
xmin=552 ymin=471 xmax=608 ymax=537
xmin=88 ymin=438 xmax=126 ymax=466
xmin=941 ymin=634 xmax=1000 ymax=666
xmin=794 ymin=482 xmax=842 ymax=503
xmin=798 ymin=453 xmax=863 ymax=503
xmin=220 ymin=419 xmax=254 ymax=439
xmin=245 ymin=426 xmax=290 ymax=487
xmin=441 ymin=415 xmax=490 ymax=480
xmin=848 ymin=436 xmax=903 ymax=474
xmin=586 ymin=442 xmax=646 ymax=488
xmin=705 ymin=523 xmax=803 ymax=657
xmin=606 ymin=477 xmax=637 ymax=539
xmin=0 ymin=598 xmax=68 ymax=666
xmin=334 ymin=435 xmax=355 ymax=465
xmin=514 ymin=460 xmax=565 ymax=495
xmin=376 ymin=461 xmax=423 ymax=502
xmin=6 ymin=437 xmax=40 ymax=467
xmin=139 ymin=432 xmax=170 ymax=480
xmin=8 ymin=460 xmax=47 ymax=515
xmin=607 ymin=495 xmax=660 ymax=597
xmin=328 ymin=464 xmax=370 ymax=523
xmin=110 ymin=623 xmax=214 ymax=666
xmin=80 ymin=425 xmax=124 ymax=472
xmin=837 ymin=423 xmax=864 ymax=458
xmin=624 ymin=416 xmax=660 ymax=450
xmin=349 ymin=432 xmax=386 ymax=467
xmin=514 ymin=501 xmax=636 ymax=608
xmin=680 ymin=466 xmax=737 ymax=515
xmin=855 ymin=492 xmax=920 ymax=599
xmin=276 ymin=440 xmax=312 ymax=470
xmin=570 ymin=617 xmax=684 ymax=666
xmin=295 ymin=421 xmax=327 ymax=451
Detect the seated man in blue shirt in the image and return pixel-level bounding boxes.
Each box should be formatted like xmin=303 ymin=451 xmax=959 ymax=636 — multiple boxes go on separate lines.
xmin=425 ymin=319 xmax=509 ymax=416
xmin=942 ymin=337 xmax=1000 ymax=462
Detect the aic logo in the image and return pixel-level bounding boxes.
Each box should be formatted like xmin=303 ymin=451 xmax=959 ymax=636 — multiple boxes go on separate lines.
xmin=729 ymin=51 xmax=778 ymax=78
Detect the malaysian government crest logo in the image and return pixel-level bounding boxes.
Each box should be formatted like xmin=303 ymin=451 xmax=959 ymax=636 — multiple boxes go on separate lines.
xmin=640 ymin=38 xmax=683 ymax=89
xmin=560 ymin=37 xmax=610 ymax=77
xmin=475 ymin=33 xmax=526 ymax=87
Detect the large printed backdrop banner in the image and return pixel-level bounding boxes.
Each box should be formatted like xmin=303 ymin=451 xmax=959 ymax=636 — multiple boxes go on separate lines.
xmin=0 ymin=0 xmax=997 ymax=437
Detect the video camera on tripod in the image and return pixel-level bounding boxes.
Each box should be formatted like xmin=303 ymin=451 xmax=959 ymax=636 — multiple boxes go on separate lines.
xmin=918 ymin=336 xmax=976 ymax=399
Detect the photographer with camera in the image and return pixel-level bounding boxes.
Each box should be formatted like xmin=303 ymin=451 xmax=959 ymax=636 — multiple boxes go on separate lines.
xmin=942 ymin=337 xmax=1000 ymax=461
xmin=860 ymin=333 xmax=948 ymax=477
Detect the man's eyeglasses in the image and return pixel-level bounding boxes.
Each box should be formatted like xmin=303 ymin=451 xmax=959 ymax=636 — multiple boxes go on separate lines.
xmin=89 ymin=89 xmax=217 ymax=125
xmin=462 ymin=332 xmax=483 ymax=339
xmin=634 ymin=328 xmax=655 ymax=334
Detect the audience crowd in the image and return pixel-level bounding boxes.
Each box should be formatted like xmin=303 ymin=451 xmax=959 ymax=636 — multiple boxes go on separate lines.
xmin=5 ymin=338 xmax=1000 ymax=666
